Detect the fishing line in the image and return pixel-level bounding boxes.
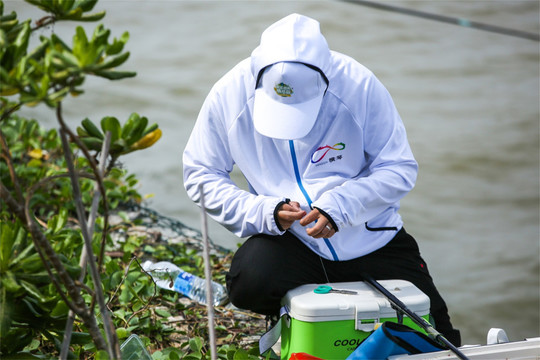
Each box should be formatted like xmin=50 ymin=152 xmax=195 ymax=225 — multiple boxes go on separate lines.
xmin=319 ymin=256 xmax=331 ymax=283
xmin=340 ymin=0 xmax=540 ymax=42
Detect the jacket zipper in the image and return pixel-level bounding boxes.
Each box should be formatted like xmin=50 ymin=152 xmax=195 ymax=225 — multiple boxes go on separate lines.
xmin=289 ymin=140 xmax=339 ymax=261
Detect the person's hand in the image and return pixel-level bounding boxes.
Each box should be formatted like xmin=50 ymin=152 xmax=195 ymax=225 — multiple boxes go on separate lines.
xmin=300 ymin=208 xmax=336 ymax=238
xmin=276 ymin=201 xmax=306 ymax=230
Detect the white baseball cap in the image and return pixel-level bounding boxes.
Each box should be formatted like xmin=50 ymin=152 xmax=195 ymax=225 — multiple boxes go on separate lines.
xmin=253 ymin=61 xmax=327 ymax=140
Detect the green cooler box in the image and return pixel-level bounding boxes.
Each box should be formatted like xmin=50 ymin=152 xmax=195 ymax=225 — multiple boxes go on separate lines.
xmin=280 ymin=280 xmax=431 ymax=360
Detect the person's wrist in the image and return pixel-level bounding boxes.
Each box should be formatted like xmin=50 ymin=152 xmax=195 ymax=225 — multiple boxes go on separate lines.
xmin=313 ymin=206 xmax=338 ymax=232
xmin=273 ymin=198 xmax=290 ymax=232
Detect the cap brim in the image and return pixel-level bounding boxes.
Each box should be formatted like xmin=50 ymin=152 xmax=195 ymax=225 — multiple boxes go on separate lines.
xmin=253 ymin=88 xmax=323 ymax=140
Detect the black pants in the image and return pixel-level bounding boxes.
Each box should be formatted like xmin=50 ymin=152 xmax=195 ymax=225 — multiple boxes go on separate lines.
xmin=226 ymin=228 xmax=461 ymax=346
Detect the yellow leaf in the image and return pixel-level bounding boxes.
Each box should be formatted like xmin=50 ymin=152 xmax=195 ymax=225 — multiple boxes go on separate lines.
xmin=28 ymin=148 xmax=43 ymax=159
xmin=130 ymin=128 xmax=162 ymax=151
xmin=28 ymin=148 xmax=50 ymax=160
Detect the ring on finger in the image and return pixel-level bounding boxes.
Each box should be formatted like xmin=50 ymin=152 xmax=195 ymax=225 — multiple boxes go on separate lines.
xmin=325 ymin=225 xmax=332 ymax=231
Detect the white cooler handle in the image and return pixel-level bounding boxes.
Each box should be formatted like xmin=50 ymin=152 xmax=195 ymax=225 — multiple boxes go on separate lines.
xmin=355 ymin=302 xmax=380 ymax=332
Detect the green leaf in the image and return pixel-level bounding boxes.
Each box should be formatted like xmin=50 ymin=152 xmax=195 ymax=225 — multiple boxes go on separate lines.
xmin=188 ymin=337 xmax=203 ymax=353
xmin=50 ymin=300 xmax=69 ymax=317
xmin=54 ymin=50 xmax=80 ymax=68
xmin=76 ymin=126 xmax=89 ymax=137
xmin=0 ymin=223 xmax=14 ymax=271
xmin=95 ymin=350 xmax=110 ymax=360
xmin=77 ymin=0 xmax=98 ymax=12
xmin=233 ymin=349 xmax=249 ymax=360
xmin=111 ymin=138 xmax=127 ymax=153
xmin=47 ymin=208 xmax=67 ymax=234
xmin=93 ymin=51 xmax=130 ymax=71
xmin=81 ymin=136 xmax=103 ymax=151
xmin=14 ymin=251 xmax=43 ymax=273
xmin=82 ymin=118 xmax=104 ymax=139
xmin=12 ymin=20 xmax=31 ymax=64
xmin=79 ymin=10 xmax=106 ymax=22
xmin=20 ymin=279 xmax=47 ymax=302
xmin=0 ymin=11 xmax=17 ymax=22
xmin=72 ymin=26 xmax=92 ymax=66
xmin=116 ymin=327 xmax=130 ymax=340
xmin=38 ymin=73 xmax=50 ymax=97
xmin=27 ymin=38 xmax=48 ymax=60
xmin=10 ymin=241 xmax=33 ymax=268
xmin=69 ymin=331 xmax=92 ymax=345
xmin=56 ymin=208 xmax=68 ymax=233
xmin=100 ymin=116 xmax=121 ymax=142
xmin=23 ymin=0 xmax=45 ymax=8
xmin=162 ymin=348 xmax=183 ymax=360
xmin=50 ymin=34 xmax=72 ymax=52
xmin=47 ymin=86 xmax=70 ymax=105
xmin=21 ymin=297 xmax=43 ymax=318
xmin=93 ymin=69 xmax=136 ymax=80
xmin=142 ymin=123 xmax=158 ymax=137
xmin=154 ymin=308 xmax=172 ymax=318
xmin=121 ymin=113 xmax=140 ymax=142
xmin=0 ymin=328 xmax=34 ymax=355
xmin=1 ymin=271 xmax=21 ymax=292
xmin=63 ymin=7 xmax=84 ymax=21
xmin=106 ymin=31 xmax=129 ymax=56
xmin=124 ymin=115 xmax=148 ymax=146
xmin=119 ymin=285 xmax=133 ymax=304
xmin=61 ymin=0 xmax=76 ymax=13
xmin=22 ymin=339 xmax=40 ymax=352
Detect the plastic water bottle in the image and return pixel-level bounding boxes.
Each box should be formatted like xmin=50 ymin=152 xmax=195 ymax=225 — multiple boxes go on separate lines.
xmin=142 ymin=260 xmax=228 ymax=306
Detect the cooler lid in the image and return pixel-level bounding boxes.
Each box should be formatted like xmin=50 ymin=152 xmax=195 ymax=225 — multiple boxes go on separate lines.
xmin=281 ymin=280 xmax=430 ymax=323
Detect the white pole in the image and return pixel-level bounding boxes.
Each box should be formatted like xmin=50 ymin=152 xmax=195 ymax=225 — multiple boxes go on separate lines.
xmin=199 ymin=184 xmax=217 ymax=360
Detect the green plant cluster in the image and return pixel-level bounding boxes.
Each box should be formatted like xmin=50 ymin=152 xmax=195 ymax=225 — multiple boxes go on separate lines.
xmin=1 ymin=115 xmax=143 ymax=213
xmin=0 ymin=0 xmax=133 ymax=107
xmin=78 ymin=114 xmax=162 ymax=168
xmin=0 ymin=117 xmax=264 ymax=356
xmin=0 ymin=115 xmax=148 ymax=357
xmin=0 ymin=1 xmax=264 ymax=358
xmin=0 ymin=81 xmax=262 ymax=360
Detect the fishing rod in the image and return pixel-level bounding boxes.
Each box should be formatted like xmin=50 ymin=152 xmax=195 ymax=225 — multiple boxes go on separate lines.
xmin=361 ymin=274 xmax=470 ymax=360
xmin=341 ymin=0 xmax=540 ymax=42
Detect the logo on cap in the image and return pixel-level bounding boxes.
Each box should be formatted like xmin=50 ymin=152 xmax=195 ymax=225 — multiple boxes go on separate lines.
xmin=274 ymin=82 xmax=293 ymax=97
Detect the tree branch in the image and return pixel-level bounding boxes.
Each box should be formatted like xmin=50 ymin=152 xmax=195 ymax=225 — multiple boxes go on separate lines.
xmin=59 ymin=126 xmax=120 ymax=359
xmin=60 ymin=132 xmax=112 ymax=360
xmin=0 ymin=102 xmax=22 ymax=122
xmin=0 ymin=128 xmax=24 ymax=203
xmin=55 ymin=104 xmax=111 ymax=271
xmin=21 ymin=174 xmax=109 ymax=351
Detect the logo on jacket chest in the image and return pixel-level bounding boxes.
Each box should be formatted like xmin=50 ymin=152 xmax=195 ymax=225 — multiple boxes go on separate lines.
xmin=311 ymin=142 xmax=346 ymax=165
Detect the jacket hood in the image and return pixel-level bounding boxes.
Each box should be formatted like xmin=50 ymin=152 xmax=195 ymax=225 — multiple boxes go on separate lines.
xmin=250 ymin=14 xmax=331 ymax=82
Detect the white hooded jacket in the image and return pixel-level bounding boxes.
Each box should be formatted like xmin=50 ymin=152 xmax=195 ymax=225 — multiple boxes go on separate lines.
xmin=183 ymin=14 xmax=418 ymax=261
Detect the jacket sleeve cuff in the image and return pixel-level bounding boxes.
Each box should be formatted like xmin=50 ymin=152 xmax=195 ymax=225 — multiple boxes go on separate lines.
xmin=273 ymin=198 xmax=290 ymax=232
xmin=313 ymin=206 xmax=339 ymax=232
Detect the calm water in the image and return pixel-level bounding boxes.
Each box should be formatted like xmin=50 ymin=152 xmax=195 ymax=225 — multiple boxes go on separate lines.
xmin=8 ymin=0 xmax=539 ymax=346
